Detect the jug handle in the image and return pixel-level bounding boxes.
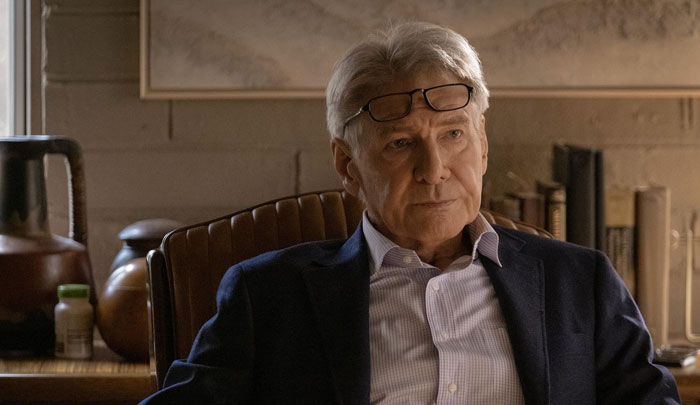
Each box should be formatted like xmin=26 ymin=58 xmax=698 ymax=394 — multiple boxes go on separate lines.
xmin=46 ymin=137 xmax=88 ymax=248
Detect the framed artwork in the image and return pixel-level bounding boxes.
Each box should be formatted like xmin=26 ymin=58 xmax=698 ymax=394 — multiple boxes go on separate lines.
xmin=140 ymin=0 xmax=700 ymax=99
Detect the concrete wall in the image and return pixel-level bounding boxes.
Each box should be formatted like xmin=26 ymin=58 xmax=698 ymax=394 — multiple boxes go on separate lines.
xmin=42 ymin=0 xmax=700 ymax=343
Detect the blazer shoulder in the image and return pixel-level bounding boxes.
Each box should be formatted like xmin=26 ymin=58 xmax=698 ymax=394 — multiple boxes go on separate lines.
xmin=493 ymin=225 xmax=605 ymax=269
xmin=245 ymin=238 xmax=345 ymax=266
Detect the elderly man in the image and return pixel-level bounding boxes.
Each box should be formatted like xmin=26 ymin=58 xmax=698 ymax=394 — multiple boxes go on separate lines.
xmin=141 ymin=22 xmax=680 ymax=404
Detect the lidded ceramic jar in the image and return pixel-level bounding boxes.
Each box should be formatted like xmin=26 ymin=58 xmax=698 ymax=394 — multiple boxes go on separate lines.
xmin=110 ymin=218 xmax=182 ymax=272
xmin=97 ymin=218 xmax=181 ymax=360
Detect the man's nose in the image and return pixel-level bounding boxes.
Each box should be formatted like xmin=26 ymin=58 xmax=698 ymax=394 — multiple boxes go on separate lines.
xmin=413 ymin=141 xmax=450 ymax=184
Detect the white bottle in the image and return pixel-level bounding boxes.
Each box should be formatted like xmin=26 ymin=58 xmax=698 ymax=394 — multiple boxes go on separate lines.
xmin=55 ymin=284 xmax=94 ymax=359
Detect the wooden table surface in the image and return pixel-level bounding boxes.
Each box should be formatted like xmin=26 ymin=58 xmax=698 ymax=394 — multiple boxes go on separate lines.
xmin=671 ymin=354 xmax=700 ymax=404
xmin=0 ymin=340 xmax=153 ymax=405
xmin=1 ymin=344 xmax=699 ymax=404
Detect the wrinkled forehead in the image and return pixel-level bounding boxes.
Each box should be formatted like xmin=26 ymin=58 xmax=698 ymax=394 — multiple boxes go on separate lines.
xmin=374 ymin=107 xmax=473 ymax=136
xmin=364 ymin=69 xmax=463 ymax=102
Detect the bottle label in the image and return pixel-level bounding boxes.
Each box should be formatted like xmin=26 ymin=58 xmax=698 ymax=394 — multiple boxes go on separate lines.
xmin=56 ymin=327 xmax=93 ymax=358
xmin=55 ymin=305 xmax=94 ymax=359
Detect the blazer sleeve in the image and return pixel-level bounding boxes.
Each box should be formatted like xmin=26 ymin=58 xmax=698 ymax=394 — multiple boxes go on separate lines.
xmin=139 ymin=264 xmax=255 ymax=404
xmin=593 ymin=250 xmax=680 ymax=404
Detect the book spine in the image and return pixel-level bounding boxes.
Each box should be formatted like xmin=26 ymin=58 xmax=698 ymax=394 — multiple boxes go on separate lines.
xmin=553 ymin=145 xmax=596 ymax=248
xmin=552 ymin=144 xmax=569 ymax=186
xmin=489 ymin=196 xmax=521 ymax=222
xmin=606 ymin=226 xmax=635 ymax=296
xmin=595 ymin=150 xmax=606 ymax=252
xmin=524 ymin=194 xmax=545 ymax=229
xmin=537 ymin=181 xmax=566 ymax=241
xmin=635 ymin=186 xmax=671 ymax=347
xmin=605 ymin=187 xmax=636 ymax=296
xmin=508 ymin=192 xmax=545 ymax=229
xmin=547 ymin=194 xmax=566 ymax=241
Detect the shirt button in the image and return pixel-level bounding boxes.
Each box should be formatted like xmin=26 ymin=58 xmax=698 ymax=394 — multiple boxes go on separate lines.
xmin=431 ymin=282 xmax=440 ymax=291
xmin=403 ymin=256 xmax=412 ymax=264
xmin=448 ymin=383 xmax=457 ymax=393
xmin=440 ymin=331 xmax=449 ymax=339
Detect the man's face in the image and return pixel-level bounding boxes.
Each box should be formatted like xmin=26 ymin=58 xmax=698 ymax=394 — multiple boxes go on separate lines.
xmin=333 ymin=71 xmax=488 ymax=249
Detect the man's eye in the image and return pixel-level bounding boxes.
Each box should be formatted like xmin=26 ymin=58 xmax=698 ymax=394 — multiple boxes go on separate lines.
xmin=447 ymin=129 xmax=463 ymax=139
xmin=390 ymin=138 xmax=411 ymax=148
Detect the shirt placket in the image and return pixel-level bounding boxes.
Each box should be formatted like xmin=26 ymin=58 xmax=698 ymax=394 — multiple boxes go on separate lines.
xmin=425 ymin=272 xmax=462 ymax=404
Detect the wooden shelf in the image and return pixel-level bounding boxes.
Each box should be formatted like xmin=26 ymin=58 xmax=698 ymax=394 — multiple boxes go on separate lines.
xmin=670 ymin=355 xmax=700 ymax=404
xmin=0 ymin=340 xmax=153 ymax=405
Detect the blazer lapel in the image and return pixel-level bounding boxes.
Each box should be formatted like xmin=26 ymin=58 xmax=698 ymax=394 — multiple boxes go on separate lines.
xmin=302 ymin=226 xmax=371 ymax=405
xmin=482 ymin=228 xmax=550 ymax=405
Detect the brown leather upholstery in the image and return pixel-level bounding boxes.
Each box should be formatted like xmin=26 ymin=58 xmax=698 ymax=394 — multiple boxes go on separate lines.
xmin=146 ymin=190 xmax=552 ymax=389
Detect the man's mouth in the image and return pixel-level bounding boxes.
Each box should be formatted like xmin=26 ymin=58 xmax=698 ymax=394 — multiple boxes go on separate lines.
xmin=413 ymin=199 xmax=455 ymax=208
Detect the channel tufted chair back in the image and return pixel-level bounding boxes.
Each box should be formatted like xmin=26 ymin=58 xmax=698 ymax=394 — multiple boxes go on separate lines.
xmin=146 ymin=189 xmax=552 ymax=389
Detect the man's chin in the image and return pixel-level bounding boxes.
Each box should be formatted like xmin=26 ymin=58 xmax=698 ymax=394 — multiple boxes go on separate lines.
xmin=407 ymin=218 xmax=466 ymax=241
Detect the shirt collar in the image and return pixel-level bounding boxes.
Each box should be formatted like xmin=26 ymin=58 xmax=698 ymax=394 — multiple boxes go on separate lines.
xmin=466 ymin=212 xmax=502 ymax=267
xmin=361 ymin=211 xmax=502 ymax=275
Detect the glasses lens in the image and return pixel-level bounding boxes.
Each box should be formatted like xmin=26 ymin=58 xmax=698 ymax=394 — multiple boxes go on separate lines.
xmin=367 ymin=93 xmax=412 ymax=122
xmin=425 ymin=84 xmax=470 ymax=111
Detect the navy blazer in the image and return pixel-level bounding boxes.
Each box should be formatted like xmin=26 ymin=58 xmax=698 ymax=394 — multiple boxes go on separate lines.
xmin=141 ymin=224 xmax=680 ymax=404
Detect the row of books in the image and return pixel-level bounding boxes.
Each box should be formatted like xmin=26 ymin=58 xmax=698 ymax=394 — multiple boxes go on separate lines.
xmin=489 ymin=183 xmax=566 ymax=241
xmin=489 ymin=143 xmax=672 ymax=346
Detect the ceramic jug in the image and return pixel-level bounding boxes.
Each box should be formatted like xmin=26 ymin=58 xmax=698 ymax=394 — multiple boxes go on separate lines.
xmin=0 ymin=135 xmax=94 ymax=356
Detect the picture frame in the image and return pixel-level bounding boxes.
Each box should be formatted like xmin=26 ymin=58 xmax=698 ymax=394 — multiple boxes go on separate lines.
xmin=140 ymin=0 xmax=700 ymax=99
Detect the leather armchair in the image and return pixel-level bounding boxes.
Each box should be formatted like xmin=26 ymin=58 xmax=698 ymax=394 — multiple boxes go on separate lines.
xmin=146 ymin=190 xmax=552 ymax=389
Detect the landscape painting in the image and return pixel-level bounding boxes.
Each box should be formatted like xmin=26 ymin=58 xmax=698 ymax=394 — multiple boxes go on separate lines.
xmin=141 ymin=0 xmax=700 ymax=98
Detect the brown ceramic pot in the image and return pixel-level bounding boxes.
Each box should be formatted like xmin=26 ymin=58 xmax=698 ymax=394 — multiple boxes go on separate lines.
xmin=97 ymin=218 xmax=181 ymax=360
xmin=97 ymin=258 xmax=149 ymax=361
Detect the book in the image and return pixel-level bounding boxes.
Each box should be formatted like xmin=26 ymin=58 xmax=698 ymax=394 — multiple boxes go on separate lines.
xmin=507 ymin=191 xmax=545 ymax=229
xmin=635 ymin=186 xmax=671 ymax=347
xmin=605 ymin=187 xmax=636 ymax=296
xmin=536 ymin=180 xmax=566 ymax=241
xmin=489 ymin=195 xmax=521 ymax=222
xmin=553 ymin=144 xmax=604 ymax=249
xmin=595 ymin=150 xmax=606 ymax=252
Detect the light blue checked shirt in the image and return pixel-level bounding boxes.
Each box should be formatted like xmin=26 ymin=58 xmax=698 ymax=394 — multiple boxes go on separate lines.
xmin=363 ymin=212 xmax=525 ymax=404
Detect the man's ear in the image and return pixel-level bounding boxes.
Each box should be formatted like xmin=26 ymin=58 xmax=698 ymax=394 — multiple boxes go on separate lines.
xmin=480 ymin=115 xmax=488 ymax=175
xmin=331 ymin=139 xmax=361 ymax=197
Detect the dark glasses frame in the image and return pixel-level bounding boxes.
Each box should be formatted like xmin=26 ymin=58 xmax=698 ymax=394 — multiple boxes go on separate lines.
xmin=343 ymin=83 xmax=474 ymax=128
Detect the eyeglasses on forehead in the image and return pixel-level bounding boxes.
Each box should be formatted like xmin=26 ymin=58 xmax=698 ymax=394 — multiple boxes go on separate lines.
xmin=343 ymin=83 xmax=473 ymax=128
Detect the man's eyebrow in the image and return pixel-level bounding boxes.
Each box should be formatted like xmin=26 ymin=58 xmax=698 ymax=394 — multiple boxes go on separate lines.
xmin=376 ymin=113 xmax=471 ymax=137
xmin=435 ymin=114 xmax=471 ymax=127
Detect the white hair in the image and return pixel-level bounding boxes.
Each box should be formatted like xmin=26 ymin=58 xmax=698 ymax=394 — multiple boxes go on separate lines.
xmin=325 ymin=21 xmax=490 ymax=149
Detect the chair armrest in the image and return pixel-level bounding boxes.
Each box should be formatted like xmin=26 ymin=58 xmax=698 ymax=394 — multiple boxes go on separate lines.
xmin=147 ymin=248 xmax=175 ymax=390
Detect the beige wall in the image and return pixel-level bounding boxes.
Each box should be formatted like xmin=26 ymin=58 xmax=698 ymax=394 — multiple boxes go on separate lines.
xmin=42 ymin=0 xmax=700 ymax=342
